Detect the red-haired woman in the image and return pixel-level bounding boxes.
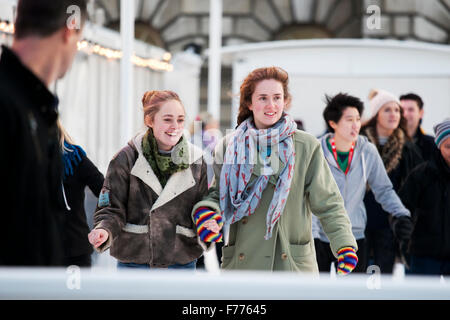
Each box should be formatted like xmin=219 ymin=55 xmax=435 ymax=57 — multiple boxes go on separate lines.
xmin=88 ymin=90 xmax=210 ymax=270
xmin=192 ymin=67 xmax=358 ymax=274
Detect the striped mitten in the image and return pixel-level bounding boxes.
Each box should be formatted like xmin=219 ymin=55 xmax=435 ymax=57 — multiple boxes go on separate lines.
xmin=336 ymin=246 xmax=358 ymax=275
xmin=193 ymin=207 xmax=223 ymax=242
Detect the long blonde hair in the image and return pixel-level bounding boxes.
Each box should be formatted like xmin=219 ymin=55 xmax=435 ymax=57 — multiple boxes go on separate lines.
xmin=56 ymin=119 xmax=76 ymax=152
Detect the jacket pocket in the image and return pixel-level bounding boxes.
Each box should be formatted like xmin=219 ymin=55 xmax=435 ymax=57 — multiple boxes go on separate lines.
xmin=289 ymin=242 xmax=316 ymax=272
xmin=290 ymin=242 xmax=312 ymax=257
xmin=111 ymin=230 xmax=150 ymax=264
xmin=122 ymin=223 xmax=148 ymax=234
xmin=221 ymin=245 xmax=236 ymax=269
xmin=176 ymin=225 xmax=196 ymax=238
xmin=174 ymin=225 xmax=203 ymax=265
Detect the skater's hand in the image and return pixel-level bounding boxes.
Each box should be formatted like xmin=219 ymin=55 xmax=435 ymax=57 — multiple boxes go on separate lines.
xmin=193 ymin=207 xmax=223 ymax=242
xmin=336 ymin=246 xmax=358 ymax=275
xmin=392 ymin=216 xmax=413 ymax=242
xmin=203 ymin=219 xmax=221 ymax=234
xmin=88 ymin=228 xmax=109 ymax=248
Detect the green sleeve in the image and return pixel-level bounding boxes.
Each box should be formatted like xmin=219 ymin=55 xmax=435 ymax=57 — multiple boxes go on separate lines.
xmin=191 ymin=137 xmax=226 ymax=221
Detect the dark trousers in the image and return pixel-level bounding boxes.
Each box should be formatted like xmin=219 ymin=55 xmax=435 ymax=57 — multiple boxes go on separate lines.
xmin=410 ymin=255 xmax=450 ymax=276
xmin=365 ymin=228 xmax=396 ymax=274
xmin=196 ymin=241 xmax=224 ymax=269
xmin=64 ymin=253 xmax=92 ymax=267
xmin=314 ymin=238 xmax=367 ymax=273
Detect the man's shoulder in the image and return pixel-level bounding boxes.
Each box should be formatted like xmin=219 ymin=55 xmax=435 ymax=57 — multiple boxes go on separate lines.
xmin=421 ymin=133 xmax=435 ymax=144
xmin=0 ymin=89 xmax=29 ymax=129
xmin=417 ymin=128 xmax=435 ymax=142
xmin=0 ymin=91 xmax=21 ymax=125
xmin=0 ymin=70 xmax=24 ymax=110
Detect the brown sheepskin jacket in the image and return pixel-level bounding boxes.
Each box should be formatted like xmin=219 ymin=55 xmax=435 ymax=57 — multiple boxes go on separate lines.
xmin=93 ymin=131 xmax=209 ymax=267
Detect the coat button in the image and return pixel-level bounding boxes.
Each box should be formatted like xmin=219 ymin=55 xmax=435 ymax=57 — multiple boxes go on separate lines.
xmin=239 ymin=253 xmax=245 ymax=261
xmin=242 ymin=217 xmax=248 ymax=224
xmin=281 ymin=253 xmax=288 ymax=260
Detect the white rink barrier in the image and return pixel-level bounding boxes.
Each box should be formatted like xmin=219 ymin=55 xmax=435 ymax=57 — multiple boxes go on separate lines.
xmin=0 ymin=267 xmax=448 ymax=300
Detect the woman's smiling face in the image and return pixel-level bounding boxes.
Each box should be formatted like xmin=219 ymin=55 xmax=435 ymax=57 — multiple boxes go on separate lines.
xmin=145 ymin=99 xmax=185 ymax=151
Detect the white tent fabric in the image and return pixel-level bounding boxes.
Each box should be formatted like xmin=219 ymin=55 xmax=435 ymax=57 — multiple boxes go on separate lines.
xmin=56 ymin=52 xmax=165 ymax=173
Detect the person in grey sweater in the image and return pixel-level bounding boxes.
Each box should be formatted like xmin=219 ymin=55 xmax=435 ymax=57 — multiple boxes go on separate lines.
xmin=312 ymin=93 xmax=412 ymax=273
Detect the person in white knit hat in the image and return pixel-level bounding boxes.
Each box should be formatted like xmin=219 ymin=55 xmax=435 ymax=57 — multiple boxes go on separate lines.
xmin=360 ymin=89 xmax=423 ymax=274
xmin=368 ymin=89 xmax=402 ymax=120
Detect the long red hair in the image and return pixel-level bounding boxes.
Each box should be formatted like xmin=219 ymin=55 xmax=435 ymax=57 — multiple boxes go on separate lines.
xmin=237 ymin=66 xmax=291 ymax=126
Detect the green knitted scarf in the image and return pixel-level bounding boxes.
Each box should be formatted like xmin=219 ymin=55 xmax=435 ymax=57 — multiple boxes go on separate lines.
xmin=142 ymin=128 xmax=190 ymax=187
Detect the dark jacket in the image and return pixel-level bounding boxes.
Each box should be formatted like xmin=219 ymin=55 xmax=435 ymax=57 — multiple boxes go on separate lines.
xmin=93 ymin=132 xmax=209 ymax=267
xmin=362 ymin=128 xmax=423 ymax=230
xmin=413 ymin=126 xmax=437 ymax=162
xmin=63 ymin=153 xmax=104 ymax=258
xmin=399 ymin=149 xmax=450 ymax=259
xmin=0 ymin=45 xmax=65 ymax=266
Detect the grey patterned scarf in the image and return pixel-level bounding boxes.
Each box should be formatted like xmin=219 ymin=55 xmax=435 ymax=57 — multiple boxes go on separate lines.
xmin=219 ymin=113 xmax=297 ymax=239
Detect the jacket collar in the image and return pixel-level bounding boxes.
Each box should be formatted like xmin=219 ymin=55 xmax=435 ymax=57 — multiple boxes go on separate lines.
xmin=130 ymin=130 xmax=204 ymax=211
xmin=320 ymin=133 xmax=369 ymax=173
xmin=321 ymin=133 xmax=339 ymax=169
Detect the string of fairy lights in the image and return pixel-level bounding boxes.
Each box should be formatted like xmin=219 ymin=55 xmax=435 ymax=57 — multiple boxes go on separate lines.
xmin=0 ymin=20 xmax=173 ymax=72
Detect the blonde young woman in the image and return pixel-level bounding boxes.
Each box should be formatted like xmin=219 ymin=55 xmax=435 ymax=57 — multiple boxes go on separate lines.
xmin=88 ymin=91 xmax=210 ymax=269
xmin=192 ymin=67 xmax=358 ymax=274
xmin=58 ymin=120 xmax=104 ymax=267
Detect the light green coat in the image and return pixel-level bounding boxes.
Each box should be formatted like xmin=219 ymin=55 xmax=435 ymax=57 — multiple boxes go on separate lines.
xmin=192 ymin=130 xmax=357 ymax=273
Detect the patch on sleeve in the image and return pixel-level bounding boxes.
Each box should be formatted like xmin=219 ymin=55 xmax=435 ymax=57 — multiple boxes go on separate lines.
xmin=98 ymin=189 xmax=110 ymax=207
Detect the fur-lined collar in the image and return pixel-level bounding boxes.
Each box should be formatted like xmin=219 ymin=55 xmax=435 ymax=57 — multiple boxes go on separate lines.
xmin=364 ymin=126 xmax=405 ymax=174
xmin=130 ymin=130 xmax=204 ymax=211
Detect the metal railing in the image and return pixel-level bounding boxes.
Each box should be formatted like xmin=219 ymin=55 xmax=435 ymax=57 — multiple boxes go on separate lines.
xmin=0 ymin=267 xmax=448 ymax=300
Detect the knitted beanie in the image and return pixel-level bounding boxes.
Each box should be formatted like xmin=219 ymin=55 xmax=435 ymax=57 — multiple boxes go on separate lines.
xmin=368 ymin=89 xmax=401 ymax=118
xmin=434 ymin=118 xmax=450 ymax=148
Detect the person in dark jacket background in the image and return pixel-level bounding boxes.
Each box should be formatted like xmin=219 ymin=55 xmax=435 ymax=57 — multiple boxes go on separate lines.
xmin=399 ymin=93 xmax=437 ymax=161
xmin=361 ymin=89 xmax=422 ymax=274
xmin=58 ymin=121 xmax=104 ymax=267
xmin=0 ymin=0 xmax=87 ymax=266
xmin=399 ymin=119 xmax=450 ymax=275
